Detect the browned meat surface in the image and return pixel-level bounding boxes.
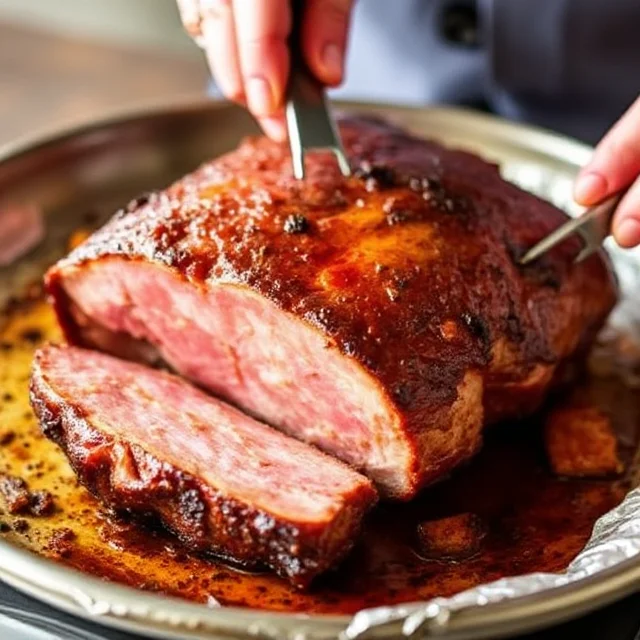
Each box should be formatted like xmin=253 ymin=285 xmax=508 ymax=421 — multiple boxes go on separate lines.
xmin=544 ymin=403 xmax=623 ymax=477
xmin=45 ymin=115 xmax=617 ymax=499
xmin=0 ymin=473 xmax=54 ymax=515
xmin=416 ymin=513 xmax=487 ymax=560
xmin=29 ymin=344 xmax=377 ymax=588
xmin=0 ymin=475 xmax=30 ymax=514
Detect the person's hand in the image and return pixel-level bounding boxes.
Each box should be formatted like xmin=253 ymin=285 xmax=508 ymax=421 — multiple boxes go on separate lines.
xmin=177 ymin=0 xmax=354 ymax=141
xmin=574 ymin=96 xmax=640 ymax=249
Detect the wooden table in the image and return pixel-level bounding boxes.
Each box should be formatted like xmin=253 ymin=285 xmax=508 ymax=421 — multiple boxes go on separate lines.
xmin=0 ymin=22 xmax=209 ymax=147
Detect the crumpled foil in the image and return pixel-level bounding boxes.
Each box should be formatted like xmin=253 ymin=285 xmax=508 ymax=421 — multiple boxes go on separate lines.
xmin=342 ymin=167 xmax=640 ymax=640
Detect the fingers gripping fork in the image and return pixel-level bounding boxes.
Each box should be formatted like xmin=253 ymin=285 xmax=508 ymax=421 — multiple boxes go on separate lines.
xmin=284 ymin=0 xmax=351 ymax=180
xmin=519 ymin=190 xmax=625 ymax=265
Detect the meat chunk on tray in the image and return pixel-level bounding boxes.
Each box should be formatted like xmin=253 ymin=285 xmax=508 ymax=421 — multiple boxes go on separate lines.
xmin=30 ymin=344 xmax=378 ymax=588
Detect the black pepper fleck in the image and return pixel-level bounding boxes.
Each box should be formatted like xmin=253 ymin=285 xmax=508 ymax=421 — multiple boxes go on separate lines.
xmin=461 ymin=312 xmax=490 ymax=345
xmin=354 ymin=162 xmax=396 ymax=190
xmin=13 ymin=519 xmax=29 ymax=533
xmin=20 ymin=328 xmax=43 ymax=344
xmin=393 ymin=383 xmax=414 ymax=407
xmin=126 ymin=192 xmax=153 ymax=212
xmin=0 ymin=432 xmax=15 ymax=446
xmin=283 ymin=214 xmax=309 ymax=234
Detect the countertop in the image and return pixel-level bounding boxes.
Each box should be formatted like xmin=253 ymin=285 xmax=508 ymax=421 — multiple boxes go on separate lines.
xmin=0 ymin=22 xmax=208 ymax=148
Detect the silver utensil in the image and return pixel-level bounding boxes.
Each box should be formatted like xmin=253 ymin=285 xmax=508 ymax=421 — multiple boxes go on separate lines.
xmin=285 ymin=0 xmax=351 ymax=180
xmin=519 ymin=189 xmax=626 ymax=265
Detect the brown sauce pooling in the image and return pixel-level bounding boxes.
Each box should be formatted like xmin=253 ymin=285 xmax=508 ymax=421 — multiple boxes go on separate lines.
xmin=0 ymin=293 xmax=637 ymax=615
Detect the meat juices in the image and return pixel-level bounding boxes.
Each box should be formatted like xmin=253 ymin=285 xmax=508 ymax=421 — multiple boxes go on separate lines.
xmin=30 ymin=344 xmax=377 ymax=588
xmin=44 ymin=116 xmax=616 ymax=499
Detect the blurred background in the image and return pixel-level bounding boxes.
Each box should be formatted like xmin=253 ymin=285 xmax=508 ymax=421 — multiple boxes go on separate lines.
xmin=0 ymin=0 xmax=210 ymax=145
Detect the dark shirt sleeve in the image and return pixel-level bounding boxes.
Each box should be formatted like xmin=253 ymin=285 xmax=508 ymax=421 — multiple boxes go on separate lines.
xmin=480 ymin=0 xmax=640 ymax=104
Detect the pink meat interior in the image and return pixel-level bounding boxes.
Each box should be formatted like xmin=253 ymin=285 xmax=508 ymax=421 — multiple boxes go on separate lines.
xmin=60 ymin=259 xmax=411 ymax=493
xmin=38 ymin=344 xmax=373 ymax=523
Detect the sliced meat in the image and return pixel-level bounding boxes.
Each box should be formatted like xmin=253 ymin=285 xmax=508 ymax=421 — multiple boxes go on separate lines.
xmin=29 ymin=344 xmax=377 ymax=588
xmin=45 ymin=115 xmax=617 ymax=499
xmin=544 ymin=403 xmax=623 ymax=478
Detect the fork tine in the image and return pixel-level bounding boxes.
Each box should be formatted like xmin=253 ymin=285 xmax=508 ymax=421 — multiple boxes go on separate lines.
xmin=519 ymin=190 xmax=624 ymax=266
xmin=292 ymin=148 xmax=305 ymax=180
xmin=574 ymin=244 xmax=596 ymax=264
xmin=285 ymin=101 xmax=305 ymax=180
xmin=334 ymin=148 xmax=351 ymax=177
xmin=519 ymin=220 xmax=583 ymax=265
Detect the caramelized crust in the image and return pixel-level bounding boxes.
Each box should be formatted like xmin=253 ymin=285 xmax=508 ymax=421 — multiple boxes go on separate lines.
xmin=46 ymin=116 xmax=617 ymax=498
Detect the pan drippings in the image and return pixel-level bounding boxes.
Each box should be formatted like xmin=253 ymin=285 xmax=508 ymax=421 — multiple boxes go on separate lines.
xmin=0 ymin=292 xmax=637 ymax=614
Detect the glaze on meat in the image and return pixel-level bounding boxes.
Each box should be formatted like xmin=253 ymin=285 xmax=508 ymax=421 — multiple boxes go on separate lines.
xmin=30 ymin=344 xmax=377 ymax=588
xmin=45 ymin=116 xmax=617 ymax=499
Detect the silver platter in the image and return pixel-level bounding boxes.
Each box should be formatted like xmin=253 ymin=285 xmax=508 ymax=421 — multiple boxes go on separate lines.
xmin=0 ymin=100 xmax=639 ymax=640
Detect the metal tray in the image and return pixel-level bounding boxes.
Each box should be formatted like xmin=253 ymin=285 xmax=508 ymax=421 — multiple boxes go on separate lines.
xmin=0 ymin=100 xmax=639 ymax=640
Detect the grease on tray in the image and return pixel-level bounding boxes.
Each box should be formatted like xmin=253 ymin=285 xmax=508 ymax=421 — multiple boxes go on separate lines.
xmin=0 ymin=291 xmax=638 ymax=614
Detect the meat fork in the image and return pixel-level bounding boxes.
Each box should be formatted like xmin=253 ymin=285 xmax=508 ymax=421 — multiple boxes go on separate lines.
xmin=519 ymin=188 xmax=626 ymax=265
xmin=285 ymin=0 xmax=351 ymax=180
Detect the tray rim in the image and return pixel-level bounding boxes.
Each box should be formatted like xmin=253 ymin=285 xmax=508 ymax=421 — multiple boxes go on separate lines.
xmin=0 ymin=98 xmax=638 ymax=640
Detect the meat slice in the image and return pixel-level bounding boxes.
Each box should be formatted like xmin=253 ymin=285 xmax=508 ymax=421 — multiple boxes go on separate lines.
xmin=45 ymin=115 xmax=617 ymax=499
xmin=29 ymin=344 xmax=377 ymax=588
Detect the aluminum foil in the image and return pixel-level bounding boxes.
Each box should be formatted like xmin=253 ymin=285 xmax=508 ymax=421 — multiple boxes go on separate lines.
xmin=343 ymin=166 xmax=640 ymax=640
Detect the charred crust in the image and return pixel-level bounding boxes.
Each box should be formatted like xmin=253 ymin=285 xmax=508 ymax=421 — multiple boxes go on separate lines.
xmin=283 ymin=214 xmax=309 ymax=234
xmin=409 ymin=176 xmax=441 ymax=192
xmin=30 ymin=490 xmax=55 ymax=516
xmin=125 ymin=192 xmax=154 ymax=213
xmin=0 ymin=474 xmax=54 ymax=516
xmin=385 ymin=210 xmax=410 ymax=226
xmin=392 ymin=383 xmax=414 ymax=408
xmin=0 ymin=475 xmax=30 ymax=514
xmin=461 ymin=313 xmax=491 ymax=347
xmin=178 ymin=487 xmax=207 ymax=539
xmin=506 ymin=238 xmax=562 ymax=290
xmin=354 ymin=162 xmax=397 ymax=190
xmin=505 ymin=302 xmax=525 ymax=344
xmin=13 ymin=519 xmax=29 ymax=533
xmin=48 ymin=527 xmax=76 ymax=558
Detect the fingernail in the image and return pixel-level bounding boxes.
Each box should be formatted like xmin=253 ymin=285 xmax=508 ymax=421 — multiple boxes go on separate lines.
xmin=615 ymin=219 xmax=640 ymax=248
xmin=574 ymin=172 xmax=608 ymax=205
xmin=322 ymin=43 xmax=343 ymax=81
xmin=260 ymin=117 xmax=287 ymax=142
xmin=245 ymin=76 xmax=274 ymax=116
